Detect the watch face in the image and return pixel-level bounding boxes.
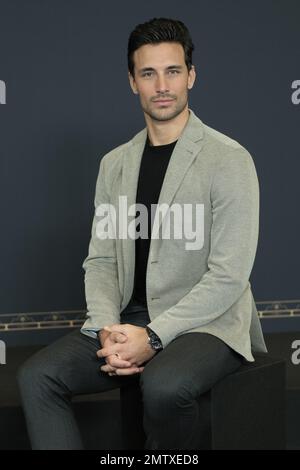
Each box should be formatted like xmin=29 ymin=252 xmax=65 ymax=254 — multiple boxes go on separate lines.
xmin=152 ymin=340 xmax=162 ymax=350
xmin=147 ymin=327 xmax=162 ymax=350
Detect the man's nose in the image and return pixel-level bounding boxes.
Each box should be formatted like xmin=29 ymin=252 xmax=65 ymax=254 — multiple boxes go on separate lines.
xmin=155 ymin=75 xmax=170 ymax=94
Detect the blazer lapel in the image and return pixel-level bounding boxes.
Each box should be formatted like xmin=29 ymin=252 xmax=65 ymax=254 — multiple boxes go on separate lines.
xmin=150 ymin=133 xmax=204 ymax=259
xmin=120 ymin=129 xmax=146 ymax=298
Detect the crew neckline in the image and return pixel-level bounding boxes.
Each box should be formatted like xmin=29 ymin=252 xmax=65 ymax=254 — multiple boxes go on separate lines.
xmin=146 ymin=134 xmax=177 ymax=149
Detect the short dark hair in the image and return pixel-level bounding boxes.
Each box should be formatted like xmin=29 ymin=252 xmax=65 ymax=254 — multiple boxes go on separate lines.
xmin=127 ymin=17 xmax=195 ymax=78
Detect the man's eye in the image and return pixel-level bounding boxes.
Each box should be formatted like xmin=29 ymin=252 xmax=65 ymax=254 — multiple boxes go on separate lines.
xmin=142 ymin=70 xmax=179 ymax=77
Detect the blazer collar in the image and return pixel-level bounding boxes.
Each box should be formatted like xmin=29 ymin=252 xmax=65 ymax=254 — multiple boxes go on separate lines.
xmin=130 ymin=107 xmax=204 ymax=148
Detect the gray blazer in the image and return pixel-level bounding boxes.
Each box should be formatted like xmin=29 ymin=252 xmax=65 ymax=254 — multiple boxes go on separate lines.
xmin=81 ymin=108 xmax=268 ymax=362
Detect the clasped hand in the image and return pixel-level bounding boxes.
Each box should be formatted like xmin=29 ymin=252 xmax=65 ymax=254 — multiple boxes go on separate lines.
xmin=96 ymin=324 xmax=156 ymax=376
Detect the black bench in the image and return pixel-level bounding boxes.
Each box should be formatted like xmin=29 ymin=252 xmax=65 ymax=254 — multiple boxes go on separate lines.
xmin=120 ymin=354 xmax=286 ymax=450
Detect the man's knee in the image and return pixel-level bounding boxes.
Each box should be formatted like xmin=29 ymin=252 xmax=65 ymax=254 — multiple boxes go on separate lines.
xmin=140 ymin=368 xmax=183 ymax=415
xmin=17 ymin=354 xmax=60 ymax=399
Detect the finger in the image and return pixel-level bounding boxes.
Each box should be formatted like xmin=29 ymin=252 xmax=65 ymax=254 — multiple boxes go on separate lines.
xmin=106 ymin=365 xmax=144 ymax=376
xmin=108 ymin=356 xmax=133 ymax=368
xmin=101 ymin=364 xmax=116 ymax=372
xmin=108 ymin=356 xmax=140 ymax=367
xmin=97 ymin=348 xmax=117 ymax=358
xmin=101 ymin=362 xmax=136 ymax=373
xmin=104 ymin=324 xmax=127 ymax=335
xmin=110 ymin=332 xmax=127 ymax=343
xmin=115 ymin=367 xmax=142 ymax=376
xmin=96 ymin=349 xmax=105 ymax=358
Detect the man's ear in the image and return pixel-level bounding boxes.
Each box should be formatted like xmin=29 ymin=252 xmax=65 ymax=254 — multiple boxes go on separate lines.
xmin=187 ymin=65 xmax=196 ymax=90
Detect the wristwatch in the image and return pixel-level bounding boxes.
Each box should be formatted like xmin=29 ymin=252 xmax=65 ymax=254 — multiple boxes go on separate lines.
xmin=146 ymin=326 xmax=163 ymax=351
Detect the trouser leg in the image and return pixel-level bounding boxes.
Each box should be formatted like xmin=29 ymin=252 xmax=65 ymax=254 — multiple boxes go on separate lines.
xmin=140 ymin=332 xmax=244 ymax=450
xmin=16 ymin=328 xmax=141 ymax=449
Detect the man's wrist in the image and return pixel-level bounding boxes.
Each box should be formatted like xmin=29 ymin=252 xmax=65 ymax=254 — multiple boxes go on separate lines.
xmin=146 ymin=326 xmax=163 ymax=351
xmin=99 ymin=328 xmax=109 ymax=345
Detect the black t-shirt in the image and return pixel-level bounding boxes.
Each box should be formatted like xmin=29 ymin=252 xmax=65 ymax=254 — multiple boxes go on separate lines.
xmin=130 ymin=134 xmax=178 ymax=307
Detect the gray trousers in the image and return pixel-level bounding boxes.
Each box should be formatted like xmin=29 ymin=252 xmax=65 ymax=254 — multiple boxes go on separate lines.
xmin=17 ymin=299 xmax=244 ymax=450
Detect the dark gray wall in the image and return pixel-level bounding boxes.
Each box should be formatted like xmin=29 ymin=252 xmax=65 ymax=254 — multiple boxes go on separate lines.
xmin=0 ymin=0 xmax=299 ymax=315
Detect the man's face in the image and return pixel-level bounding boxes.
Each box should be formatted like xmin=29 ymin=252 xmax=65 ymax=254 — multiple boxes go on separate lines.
xmin=128 ymin=42 xmax=196 ymax=122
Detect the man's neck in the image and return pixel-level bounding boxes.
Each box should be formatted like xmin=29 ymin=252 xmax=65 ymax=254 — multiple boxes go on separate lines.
xmin=145 ymin=107 xmax=190 ymax=146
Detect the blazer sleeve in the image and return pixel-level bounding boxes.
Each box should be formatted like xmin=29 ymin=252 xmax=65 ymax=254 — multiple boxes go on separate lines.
xmin=81 ymin=156 xmax=121 ymax=336
xmin=147 ymin=147 xmax=260 ymax=348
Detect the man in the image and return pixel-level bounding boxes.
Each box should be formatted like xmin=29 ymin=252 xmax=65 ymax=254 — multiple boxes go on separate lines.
xmin=17 ymin=17 xmax=267 ymax=450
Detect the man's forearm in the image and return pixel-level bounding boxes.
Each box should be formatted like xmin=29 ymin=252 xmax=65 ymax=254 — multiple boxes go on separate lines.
xmin=81 ymin=156 xmax=121 ymax=334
